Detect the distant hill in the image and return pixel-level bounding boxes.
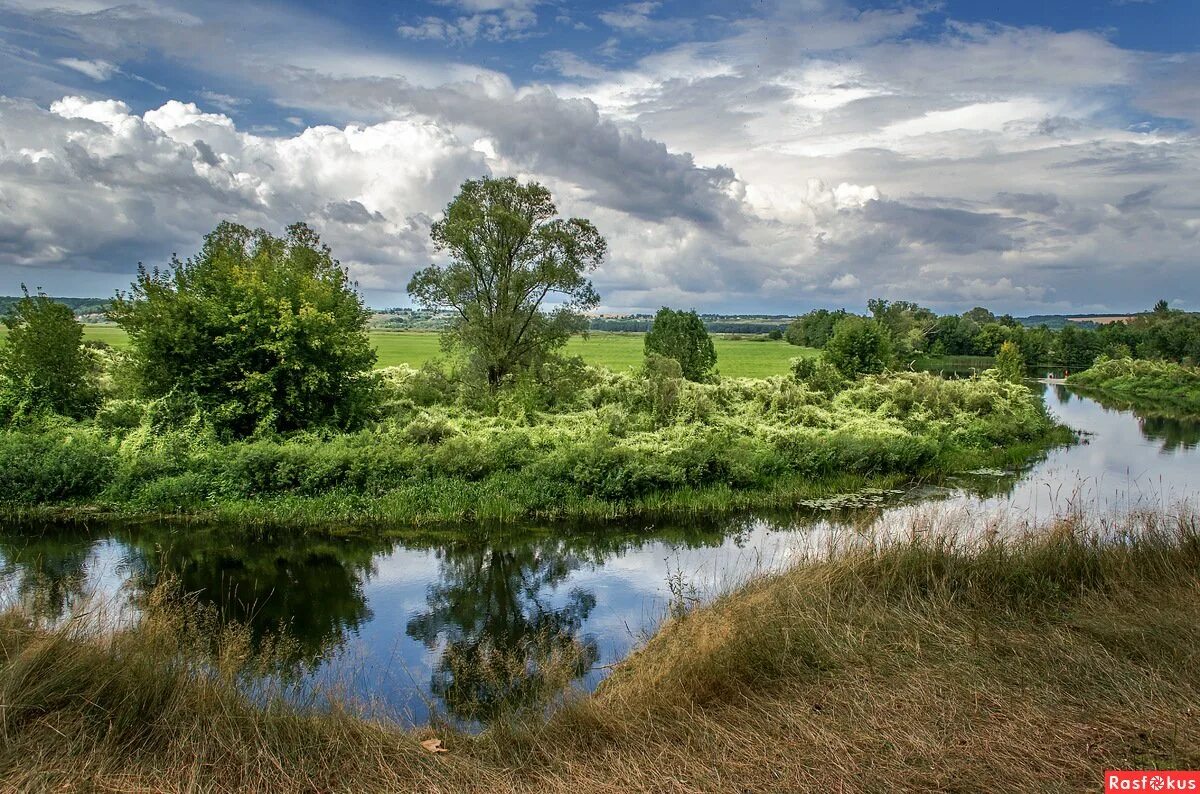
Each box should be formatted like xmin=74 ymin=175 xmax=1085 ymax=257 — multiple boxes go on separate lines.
xmin=0 ymin=295 xmax=111 ymax=321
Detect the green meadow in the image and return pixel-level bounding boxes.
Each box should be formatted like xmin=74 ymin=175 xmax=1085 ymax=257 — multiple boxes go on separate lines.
xmin=2 ymin=325 xmax=817 ymax=378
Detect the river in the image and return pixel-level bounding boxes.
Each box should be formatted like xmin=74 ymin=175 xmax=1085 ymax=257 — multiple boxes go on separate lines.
xmin=2 ymin=384 xmax=1198 ymax=726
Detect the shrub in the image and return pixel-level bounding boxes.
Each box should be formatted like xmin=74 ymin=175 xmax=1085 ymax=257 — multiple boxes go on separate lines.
xmin=790 ymin=357 xmax=846 ymax=395
xmin=0 ymin=426 xmax=114 ymax=504
xmin=0 ymin=288 xmax=100 ymax=421
xmin=109 ymin=221 xmax=379 ymax=437
xmin=823 ymin=317 xmax=894 ymax=377
xmin=994 ymin=340 xmax=1025 ymax=383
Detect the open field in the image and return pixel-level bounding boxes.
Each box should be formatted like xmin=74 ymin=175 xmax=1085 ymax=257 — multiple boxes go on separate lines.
xmin=3 ymin=507 xmax=1197 ymax=792
xmin=2 ymin=326 xmax=816 ymax=378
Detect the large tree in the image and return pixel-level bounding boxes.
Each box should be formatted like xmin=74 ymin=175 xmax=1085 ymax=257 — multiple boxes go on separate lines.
xmin=0 ymin=287 xmax=99 ymax=420
xmin=109 ymin=221 xmax=377 ymax=437
xmin=408 ymin=177 xmax=606 ymax=388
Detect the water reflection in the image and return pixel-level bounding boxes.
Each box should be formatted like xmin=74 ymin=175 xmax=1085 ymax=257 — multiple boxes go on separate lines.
xmin=2 ymin=386 xmax=1200 ymax=725
xmin=0 ymin=529 xmax=97 ymax=620
xmin=1070 ymin=389 xmax=1200 ymax=452
xmin=406 ymin=538 xmax=599 ymax=721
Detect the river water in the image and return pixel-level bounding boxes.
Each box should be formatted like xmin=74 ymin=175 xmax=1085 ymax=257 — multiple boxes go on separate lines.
xmin=2 ymin=384 xmax=1198 ymax=726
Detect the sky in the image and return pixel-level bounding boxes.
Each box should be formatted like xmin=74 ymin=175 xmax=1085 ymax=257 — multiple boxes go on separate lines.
xmin=0 ymin=0 xmax=1197 ymax=314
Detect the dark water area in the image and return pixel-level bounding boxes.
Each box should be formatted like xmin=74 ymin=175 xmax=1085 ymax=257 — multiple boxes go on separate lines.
xmin=3 ymin=385 xmax=1200 ymax=727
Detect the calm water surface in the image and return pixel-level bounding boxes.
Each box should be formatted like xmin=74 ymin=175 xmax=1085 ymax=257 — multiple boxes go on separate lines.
xmin=3 ymin=385 xmax=1200 ymax=726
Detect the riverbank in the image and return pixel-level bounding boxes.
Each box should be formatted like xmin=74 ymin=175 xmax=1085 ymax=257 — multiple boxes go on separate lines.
xmin=0 ymin=370 xmax=1066 ymax=531
xmin=1067 ymin=357 xmax=1200 ymax=415
xmin=2 ymin=506 xmax=1196 ymax=792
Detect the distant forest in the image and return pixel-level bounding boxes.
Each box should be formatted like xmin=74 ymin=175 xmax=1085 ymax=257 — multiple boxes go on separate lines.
xmin=0 ymin=296 xmax=1166 ymax=334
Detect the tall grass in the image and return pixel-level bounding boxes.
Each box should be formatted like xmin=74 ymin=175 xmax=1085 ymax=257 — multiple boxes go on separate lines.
xmin=2 ymin=506 xmax=1198 ymax=791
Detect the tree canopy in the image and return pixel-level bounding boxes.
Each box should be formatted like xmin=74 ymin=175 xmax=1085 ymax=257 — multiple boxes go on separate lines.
xmin=0 ymin=287 xmax=99 ymax=420
xmin=109 ymin=221 xmax=377 ymax=437
xmin=823 ymin=316 xmax=895 ymax=377
xmin=644 ymin=307 xmax=717 ymax=381
xmin=408 ymin=177 xmax=606 ymax=388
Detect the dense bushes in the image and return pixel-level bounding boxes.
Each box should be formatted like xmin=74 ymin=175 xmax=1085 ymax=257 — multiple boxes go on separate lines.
xmin=1067 ymin=357 xmax=1200 ymax=414
xmin=0 ymin=364 xmax=1055 ymax=523
xmin=109 ymin=222 xmax=378 ymax=438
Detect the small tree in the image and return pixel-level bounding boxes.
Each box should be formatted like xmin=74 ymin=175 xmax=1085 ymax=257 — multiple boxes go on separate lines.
xmin=994 ymin=340 xmax=1025 ymax=382
xmin=109 ymin=221 xmax=377 ymax=437
xmin=0 ymin=287 xmax=99 ymax=419
xmin=644 ymin=307 xmax=717 ymax=381
xmin=823 ymin=316 xmax=894 ymax=377
xmin=408 ymin=177 xmax=606 ymax=389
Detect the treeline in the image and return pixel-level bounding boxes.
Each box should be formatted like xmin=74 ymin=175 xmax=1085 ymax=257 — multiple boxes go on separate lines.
xmin=786 ymin=300 xmax=1200 ymax=371
xmin=589 ymin=316 xmax=789 ymax=335
xmin=0 ymin=295 xmax=110 ymax=317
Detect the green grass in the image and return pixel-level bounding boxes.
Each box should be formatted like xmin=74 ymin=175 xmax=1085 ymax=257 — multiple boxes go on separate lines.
xmin=2 ymin=326 xmax=817 ymax=378
xmin=370 ymin=330 xmax=444 ymax=368
xmin=3 ymin=507 xmax=1197 ymax=791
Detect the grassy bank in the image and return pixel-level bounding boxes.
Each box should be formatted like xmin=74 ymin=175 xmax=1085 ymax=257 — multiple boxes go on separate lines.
xmin=0 ymin=369 xmax=1063 ymax=529
xmin=1068 ymin=357 xmax=1200 ymax=415
xmin=3 ymin=507 xmax=1197 ymax=792
xmin=2 ymin=325 xmax=816 ymax=378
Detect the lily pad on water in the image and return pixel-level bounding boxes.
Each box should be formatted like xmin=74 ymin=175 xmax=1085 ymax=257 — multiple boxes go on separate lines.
xmin=797 ymin=488 xmax=906 ymax=511
xmin=963 ymin=468 xmax=1011 ymax=477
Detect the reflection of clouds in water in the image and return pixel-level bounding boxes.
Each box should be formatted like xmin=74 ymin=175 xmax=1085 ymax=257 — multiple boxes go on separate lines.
xmin=0 ymin=537 xmax=142 ymax=632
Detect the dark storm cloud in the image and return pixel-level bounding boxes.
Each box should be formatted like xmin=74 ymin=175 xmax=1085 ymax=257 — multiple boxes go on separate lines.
xmin=321 ymin=200 xmax=387 ymax=225
xmin=863 ymin=201 xmax=1023 ymax=254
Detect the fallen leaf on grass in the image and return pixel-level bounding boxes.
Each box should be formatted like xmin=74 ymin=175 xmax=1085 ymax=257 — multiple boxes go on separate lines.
xmin=421 ymin=739 xmax=448 ymax=754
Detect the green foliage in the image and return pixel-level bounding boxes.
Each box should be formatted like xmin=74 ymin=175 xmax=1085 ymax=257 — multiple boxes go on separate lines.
xmin=0 ymin=288 xmax=100 ymax=421
xmin=785 ymin=309 xmax=847 ymax=348
xmin=108 ymin=222 xmax=378 ymax=438
xmin=789 ymin=356 xmax=846 ymax=395
xmin=0 ymin=364 xmax=1055 ymax=525
xmin=994 ymin=340 xmax=1025 ymax=382
xmin=1053 ymin=325 xmax=1099 ymax=371
xmin=1067 ymin=357 xmax=1200 ymax=414
xmin=643 ymin=307 xmax=717 ymax=381
xmin=407 ymin=177 xmax=606 ymax=389
xmin=823 ymin=316 xmax=894 ymax=377
xmin=868 ymin=299 xmax=936 ymax=357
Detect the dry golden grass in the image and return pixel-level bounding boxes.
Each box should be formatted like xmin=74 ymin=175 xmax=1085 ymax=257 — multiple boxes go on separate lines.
xmin=3 ymin=509 xmax=1199 ymax=792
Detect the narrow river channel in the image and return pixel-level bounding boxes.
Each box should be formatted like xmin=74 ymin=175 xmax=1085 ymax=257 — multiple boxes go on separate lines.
xmin=3 ymin=384 xmax=1198 ymax=727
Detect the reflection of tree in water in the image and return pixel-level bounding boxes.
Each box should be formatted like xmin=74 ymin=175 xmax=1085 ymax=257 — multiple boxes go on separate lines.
xmin=1137 ymin=414 xmax=1200 ymax=452
xmin=0 ymin=530 xmax=99 ymax=621
xmin=406 ymin=538 xmax=599 ymax=723
xmin=0 ymin=524 xmax=388 ymax=672
xmin=1071 ymin=387 xmax=1200 ymax=453
xmin=119 ymin=527 xmax=385 ymax=670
